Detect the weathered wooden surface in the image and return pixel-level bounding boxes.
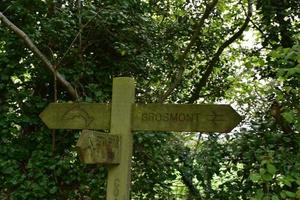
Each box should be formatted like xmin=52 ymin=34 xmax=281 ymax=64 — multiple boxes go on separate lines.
xmin=40 ymin=103 xmax=242 ymax=133
xmin=39 ymin=77 xmax=244 ymax=200
xmin=106 ymin=77 xmax=135 ymax=200
xmin=132 ymin=104 xmax=243 ymax=132
xmin=39 ymin=103 xmax=110 ymax=129
xmin=76 ymin=130 xmax=120 ymax=164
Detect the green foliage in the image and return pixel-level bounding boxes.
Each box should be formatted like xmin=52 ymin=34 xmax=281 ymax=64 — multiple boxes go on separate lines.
xmin=132 ymin=132 xmax=178 ymax=199
xmin=1 ymin=0 xmax=300 ymax=199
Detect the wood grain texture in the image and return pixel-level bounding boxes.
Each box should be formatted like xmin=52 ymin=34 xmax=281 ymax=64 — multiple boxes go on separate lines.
xmin=39 ymin=103 xmax=110 ymax=129
xmin=76 ymin=130 xmax=120 ymax=164
xmin=133 ymin=104 xmax=242 ymax=132
xmin=106 ymin=77 xmax=135 ymax=200
xmin=40 ymin=103 xmax=242 ymax=132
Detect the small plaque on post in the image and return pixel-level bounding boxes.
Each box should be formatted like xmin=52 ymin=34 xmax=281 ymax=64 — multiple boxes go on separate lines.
xmin=76 ymin=130 xmax=120 ymax=164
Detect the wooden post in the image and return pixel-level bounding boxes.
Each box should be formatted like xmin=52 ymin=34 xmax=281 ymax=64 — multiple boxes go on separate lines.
xmin=39 ymin=77 xmax=242 ymax=199
xmin=106 ymin=77 xmax=135 ymax=200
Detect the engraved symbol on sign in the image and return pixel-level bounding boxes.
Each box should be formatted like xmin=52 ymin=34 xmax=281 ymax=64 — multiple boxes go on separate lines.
xmin=62 ymin=104 xmax=94 ymax=128
xmin=114 ymin=178 xmax=120 ymax=199
xmin=208 ymin=111 xmax=225 ymax=126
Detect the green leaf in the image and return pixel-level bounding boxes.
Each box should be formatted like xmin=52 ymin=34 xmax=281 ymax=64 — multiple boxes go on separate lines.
xmin=296 ymin=54 xmax=300 ymax=63
xmin=260 ymin=168 xmax=266 ymax=175
xmin=49 ymin=186 xmax=58 ymax=194
xmin=296 ymin=188 xmax=300 ymax=198
xmin=266 ymin=163 xmax=276 ymax=175
xmin=280 ymin=191 xmax=286 ymax=199
xmin=120 ymin=50 xmax=126 ymax=56
xmin=255 ymin=189 xmax=264 ymax=200
xmin=285 ymin=191 xmax=296 ymax=198
xmin=282 ymin=111 xmax=295 ymax=123
xmin=250 ymin=173 xmax=261 ymax=182
xmin=262 ymin=173 xmax=273 ymax=181
xmin=282 ymin=177 xmax=292 ymax=187
xmin=271 ymin=195 xmax=280 ymax=200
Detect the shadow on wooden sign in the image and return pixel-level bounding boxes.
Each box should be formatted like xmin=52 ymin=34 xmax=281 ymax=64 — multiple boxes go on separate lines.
xmin=76 ymin=130 xmax=120 ymax=164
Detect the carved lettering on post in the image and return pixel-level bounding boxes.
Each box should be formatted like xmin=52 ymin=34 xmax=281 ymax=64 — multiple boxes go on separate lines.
xmin=106 ymin=77 xmax=135 ymax=200
xmin=113 ymin=178 xmax=120 ymax=199
xmin=76 ymin=130 xmax=120 ymax=164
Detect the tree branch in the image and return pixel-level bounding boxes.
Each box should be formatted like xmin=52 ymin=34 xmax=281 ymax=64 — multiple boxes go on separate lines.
xmin=249 ymin=18 xmax=275 ymax=49
xmin=271 ymin=101 xmax=294 ymax=134
xmin=0 ymin=12 xmax=78 ymax=100
xmin=188 ymin=0 xmax=253 ymax=103
xmin=179 ymin=168 xmax=202 ymax=199
xmin=178 ymin=148 xmax=202 ymax=199
xmin=158 ymin=0 xmax=219 ymax=103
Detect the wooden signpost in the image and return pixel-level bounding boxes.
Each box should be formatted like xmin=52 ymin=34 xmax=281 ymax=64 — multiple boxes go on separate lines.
xmin=40 ymin=104 xmax=241 ymax=132
xmin=39 ymin=77 xmax=242 ymax=200
xmin=76 ymin=130 xmax=120 ymax=164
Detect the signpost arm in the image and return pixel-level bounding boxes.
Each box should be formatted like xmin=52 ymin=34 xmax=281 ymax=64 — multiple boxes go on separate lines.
xmin=106 ymin=77 xmax=135 ymax=200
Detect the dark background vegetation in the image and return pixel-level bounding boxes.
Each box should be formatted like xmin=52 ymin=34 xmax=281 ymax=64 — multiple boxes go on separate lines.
xmin=0 ymin=0 xmax=299 ymax=199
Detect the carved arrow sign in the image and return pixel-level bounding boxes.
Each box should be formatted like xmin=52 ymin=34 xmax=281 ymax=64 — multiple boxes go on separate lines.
xmin=132 ymin=104 xmax=242 ymax=132
xmin=39 ymin=103 xmax=111 ymax=130
xmin=39 ymin=77 xmax=243 ymax=200
xmin=40 ymin=103 xmax=242 ymax=132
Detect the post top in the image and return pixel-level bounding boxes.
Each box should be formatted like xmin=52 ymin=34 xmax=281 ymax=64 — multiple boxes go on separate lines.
xmin=113 ymin=77 xmax=135 ymax=82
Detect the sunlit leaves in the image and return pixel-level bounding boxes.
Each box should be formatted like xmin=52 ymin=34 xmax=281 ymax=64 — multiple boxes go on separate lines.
xmin=1 ymin=0 xmax=300 ymax=199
